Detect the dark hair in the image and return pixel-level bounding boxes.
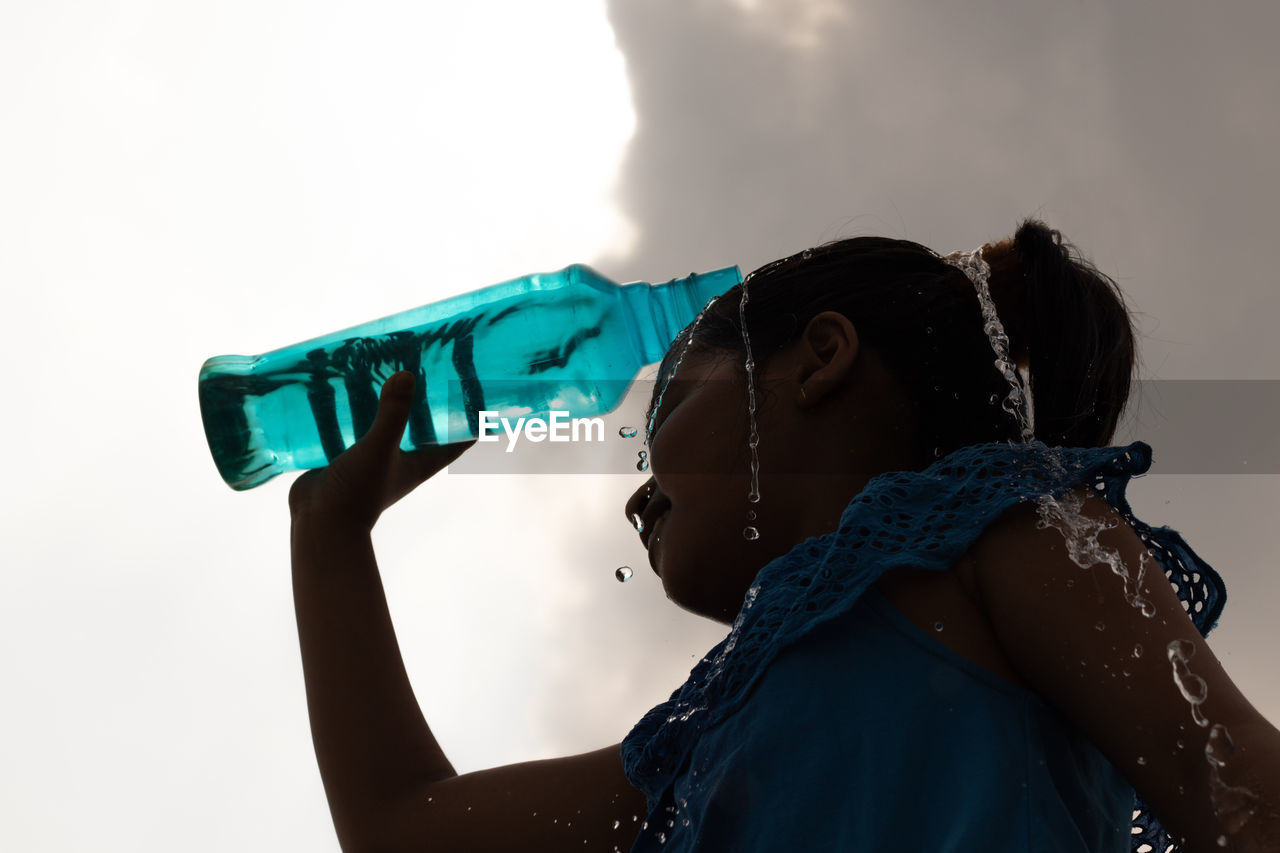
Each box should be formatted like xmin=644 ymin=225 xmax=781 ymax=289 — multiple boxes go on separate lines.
xmin=649 ymin=218 xmax=1139 ymax=469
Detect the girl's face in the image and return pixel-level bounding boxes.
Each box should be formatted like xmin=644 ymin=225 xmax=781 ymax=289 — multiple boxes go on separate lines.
xmin=623 ymin=313 xmax=920 ymax=624
xmin=623 ymin=346 xmax=835 ymax=623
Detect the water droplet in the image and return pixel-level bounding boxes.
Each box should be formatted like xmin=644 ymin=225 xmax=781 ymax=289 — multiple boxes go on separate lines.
xmin=612 ymin=820 xmax=620 ymax=830
xmin=743 ymin=526 xmax=760 ymax=541
xmin=1218 ymin=835 xmax=1228 ymax=847
xmin=747 ymin=510 xmax=756 ymax=521
xmin=988 ymin=393 xmax=999 ymax=405
xmin=1206 ymin=723 xmax=1235 ymax=768
xmin=632 ymin=513 xmax=644 ymax=532
xmin=925 ymin=326 xmax=934 ymax=335
xmin=636 ymin=450 xmax=649 ymax=472
xmin=619 ymin=426 xmax=638 ymax=439
xmin=933 ymin=447 xmax=942 ymax=458
xmin=1133 ymin=644 xmax=1144 ymax=658
xmin=933 ymin=621 xmax=944 ymax=632
xmin=615 ymin=566 xmax=633 ymax=582
xmin=801 ymin=249 xmax=813 ymax=260
xmin=1095 ymin=621 xmax=1106 ymax=631
xmin=1136 ymin=756 xmax=1147 ymax=765
xmin=1168 ymin=638 xmax=1211 ymax=727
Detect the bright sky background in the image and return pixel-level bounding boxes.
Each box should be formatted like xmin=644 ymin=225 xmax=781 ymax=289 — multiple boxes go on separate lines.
xmin=2 ymin=1 xmax=1278 ymax=850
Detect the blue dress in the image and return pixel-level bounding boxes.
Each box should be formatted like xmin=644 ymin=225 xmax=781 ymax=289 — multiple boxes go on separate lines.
xmin=621 ymin=440 xmax=1225 ymax=853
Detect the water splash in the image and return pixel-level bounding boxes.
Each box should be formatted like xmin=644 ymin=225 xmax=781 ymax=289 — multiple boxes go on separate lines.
xmin=1204 ymin=723 xmax=1261 ymax=838
xmin=942 ymin=246 xmax=1035 ymax=442
xmin=665 ymin=585 xmax=760 ymax=725
xmin=1164 ymin=632 xmax=1261 ymax=841
xmin=739 ymin=271 xmax=762 ymax=539
xmin=1032 ymin=487 xmax=1156 ymax=617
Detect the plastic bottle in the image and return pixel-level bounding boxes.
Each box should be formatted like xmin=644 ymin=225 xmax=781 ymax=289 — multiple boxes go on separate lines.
xmin=199 ymin=263 xmax=741 ymax=490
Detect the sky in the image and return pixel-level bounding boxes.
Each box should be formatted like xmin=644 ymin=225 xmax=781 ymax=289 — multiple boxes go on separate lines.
xmin=1 ymin=0 xmax=1277 ymax=849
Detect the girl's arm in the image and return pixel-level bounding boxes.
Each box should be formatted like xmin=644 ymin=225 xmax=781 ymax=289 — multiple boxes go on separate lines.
xmin=288 ymin=372 xmax=646 ymax=850
xmin=291 ymin=514 xmax=644 ymax=852
xmin=971 ymin=485 xmax=1280 ymax=853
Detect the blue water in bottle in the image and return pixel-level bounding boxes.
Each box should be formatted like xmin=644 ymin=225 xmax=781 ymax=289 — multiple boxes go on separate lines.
xmin=199 ymin=264 xmax=742 ymax=490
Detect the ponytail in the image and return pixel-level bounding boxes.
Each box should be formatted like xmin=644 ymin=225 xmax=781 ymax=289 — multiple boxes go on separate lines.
xmin=990 ymin=219 xmax=1138 ymax=447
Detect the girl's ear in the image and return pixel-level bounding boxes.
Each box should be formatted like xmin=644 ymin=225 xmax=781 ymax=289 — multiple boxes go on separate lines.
xmin=796 ymin=312 xmax=858 ymax=408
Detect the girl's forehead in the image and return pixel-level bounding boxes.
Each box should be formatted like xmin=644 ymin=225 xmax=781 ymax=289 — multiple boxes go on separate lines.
xmin=654 ymin=348 xmax=730 ymax=395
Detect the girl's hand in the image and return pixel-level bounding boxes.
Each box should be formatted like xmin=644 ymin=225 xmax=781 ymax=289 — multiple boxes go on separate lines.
xmin=287 ymin=370 xmax=476 ymax=532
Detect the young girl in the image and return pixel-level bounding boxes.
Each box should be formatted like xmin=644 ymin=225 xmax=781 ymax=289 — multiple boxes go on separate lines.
xmin=287 ymin=219 xmax=1280 ymax=852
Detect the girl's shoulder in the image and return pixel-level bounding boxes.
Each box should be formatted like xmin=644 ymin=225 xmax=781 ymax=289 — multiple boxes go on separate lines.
xmin=874 ymin=544 xmax=1030 ymax=689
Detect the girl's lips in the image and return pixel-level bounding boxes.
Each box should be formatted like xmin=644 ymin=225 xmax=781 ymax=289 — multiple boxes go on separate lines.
xmin=647 ymin=513 xmax=667 ymax=574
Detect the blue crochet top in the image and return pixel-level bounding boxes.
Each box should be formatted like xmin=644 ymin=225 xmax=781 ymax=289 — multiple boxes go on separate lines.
xmin=620 ymin=440 xmax=1225 ymax=853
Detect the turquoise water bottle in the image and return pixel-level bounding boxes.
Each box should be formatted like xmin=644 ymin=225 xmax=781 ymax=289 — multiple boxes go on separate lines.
xmin=199 ymin=264 xmax=742 ymax=490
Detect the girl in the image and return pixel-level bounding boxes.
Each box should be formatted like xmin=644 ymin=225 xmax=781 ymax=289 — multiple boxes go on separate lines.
xmin=287 ymin=219 xmax=1280 ymax=851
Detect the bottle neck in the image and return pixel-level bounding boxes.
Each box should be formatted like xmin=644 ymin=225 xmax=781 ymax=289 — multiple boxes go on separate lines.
xmin=623 ymin=266 xmax=742 ymax=364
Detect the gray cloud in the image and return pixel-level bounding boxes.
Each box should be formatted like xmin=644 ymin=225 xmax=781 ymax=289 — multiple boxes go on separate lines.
xmin=598 ymin=0 xmax=1280 ymax=385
